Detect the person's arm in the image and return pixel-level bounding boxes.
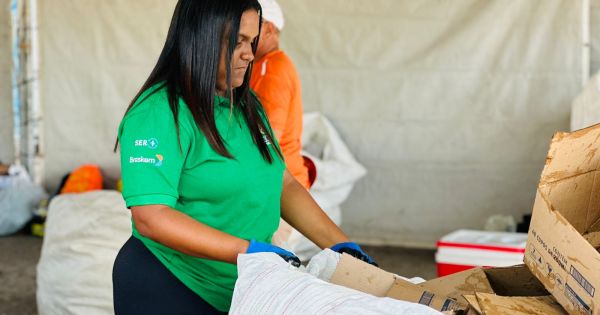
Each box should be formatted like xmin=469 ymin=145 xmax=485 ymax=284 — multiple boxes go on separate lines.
xmin=132 ymin=205 xmax=249 ymax=264
xmin=280 ymin=170 xmax=350 ymax=248
xmin=132 ymin=205 xmax=301 ymax=265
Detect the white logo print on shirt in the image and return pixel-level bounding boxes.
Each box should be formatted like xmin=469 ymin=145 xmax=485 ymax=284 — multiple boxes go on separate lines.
xmin=134 ymin=138 xmax=159 ymax=149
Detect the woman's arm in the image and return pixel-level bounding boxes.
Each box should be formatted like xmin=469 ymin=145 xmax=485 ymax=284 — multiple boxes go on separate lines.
xmin=280 ymin=170 xmax=350 ymax=249
xmin=131 ymin=205 xmax=249 ymax=264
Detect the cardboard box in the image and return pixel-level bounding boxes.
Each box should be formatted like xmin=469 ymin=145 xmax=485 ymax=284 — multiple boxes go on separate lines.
xmin=524 ymin=125 xmax=600 ymax=315
xmin=421 ymin=264 xmax=566 ymax=314
xmin=330 ymin=254 xmax=564 ymax=314
xmin=470 ymin=294 xmax=565 ymax=315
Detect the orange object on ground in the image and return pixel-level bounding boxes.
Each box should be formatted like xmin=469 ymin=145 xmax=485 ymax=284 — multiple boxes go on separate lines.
xmin=250 ymin=49 xmax=310 ymax=188
xmin=60 ymin=164 xmax=103 ymax=194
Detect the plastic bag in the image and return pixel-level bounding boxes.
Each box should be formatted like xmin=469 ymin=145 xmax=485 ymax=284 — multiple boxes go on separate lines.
xmin=0 ymin=165 xmax=47 ymax=236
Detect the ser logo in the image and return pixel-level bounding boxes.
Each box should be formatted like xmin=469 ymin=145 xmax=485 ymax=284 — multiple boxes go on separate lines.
xmin=135 ymin=138 xmax=159 ymax=149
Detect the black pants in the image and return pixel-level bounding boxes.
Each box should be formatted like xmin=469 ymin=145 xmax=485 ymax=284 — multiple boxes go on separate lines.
xmin=113 ymin=236 xmax=226 ymax=315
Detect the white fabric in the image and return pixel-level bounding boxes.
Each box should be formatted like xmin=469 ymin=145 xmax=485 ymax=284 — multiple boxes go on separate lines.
xmin=37 ymin=190 xmax=131 ymax=315
xmin=571 ymin=70 xmax=600 ymax=130
xmin=28 ymin=0 xmax=600 ymax=247
xmin=230 ymin=252 xmax=442 ymax=315
xmin=259 ymin=0 xmax=284 ymax=30
xmin=275 ymin=112 xmax=367 ymax=261
xmin=305 ymin=248 xmax=342 ymax=282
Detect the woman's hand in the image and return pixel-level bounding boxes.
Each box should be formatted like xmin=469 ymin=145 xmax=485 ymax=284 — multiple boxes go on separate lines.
xmin=330 ymin=242 xmax=378 ymax=266
xmin=246 ymin=240 xmax=301 ymax=267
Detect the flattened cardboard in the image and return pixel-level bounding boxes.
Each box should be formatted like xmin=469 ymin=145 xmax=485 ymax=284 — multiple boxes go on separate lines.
xmin=330 ymin=254 xmax=468 ymax=312
xmin=475 ymin=293 xmax=567 ymax=315
xmin=419 ymin=267 xmax=495 ymax=304
xmin=386 ymin=278 xmax=465 ymax=312
xmin=330 ymin=253 xmax=395 ymax=297
xmin=464 ymin=295 xmax=483 ymax=314
xmin=524 ymin=124 xmax=600 ymax=315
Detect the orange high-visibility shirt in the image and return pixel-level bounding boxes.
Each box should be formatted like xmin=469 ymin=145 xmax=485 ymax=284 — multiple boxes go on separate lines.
xmin=251 ymin=50 xmax=310 ymax=188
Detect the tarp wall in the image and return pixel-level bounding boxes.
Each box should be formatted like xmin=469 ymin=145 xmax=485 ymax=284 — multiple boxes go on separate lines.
xmin=281 ymin=0 xmax=582 ymax=246
xmin=0 ymin=0 xmax=13 ymax=164
xmin=593 ymin=0 xmax=600 ymax=74
xmin=23 ymin=0 xmax=600 ymax=246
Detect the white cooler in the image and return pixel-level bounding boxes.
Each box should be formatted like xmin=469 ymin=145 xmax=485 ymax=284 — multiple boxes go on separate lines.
xmin=435 ymin=229 xmax=527 ymax=276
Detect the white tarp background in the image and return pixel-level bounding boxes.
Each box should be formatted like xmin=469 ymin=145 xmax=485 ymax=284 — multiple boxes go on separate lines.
xmin=594 ymin=0 xmax=600 ymax=73
xmin=0 ymin=0 xmax=599 ymax=246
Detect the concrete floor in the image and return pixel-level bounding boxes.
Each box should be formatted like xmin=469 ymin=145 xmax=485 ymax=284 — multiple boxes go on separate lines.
xmin=0 ymin=234 xmax=436 ymax=315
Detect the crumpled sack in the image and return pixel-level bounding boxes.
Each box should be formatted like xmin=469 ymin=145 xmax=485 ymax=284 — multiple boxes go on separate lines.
xmin=0 ymin=165 xmax=47 ymax=236
xmin=230 ymin=251 xmax=440 ymax=315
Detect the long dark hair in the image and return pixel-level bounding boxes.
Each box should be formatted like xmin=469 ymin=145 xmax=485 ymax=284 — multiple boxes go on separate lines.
xmin=116 ymin=0 xmax=281 ymax=163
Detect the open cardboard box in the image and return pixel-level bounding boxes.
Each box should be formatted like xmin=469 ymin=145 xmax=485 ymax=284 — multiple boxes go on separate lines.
xmin=420 ymin=264 xmax=565 ymax=314
xmin=524 ymin=124 xmax=600 ymax=315
xmin=331 ymin=254 xmax=565 ymax=314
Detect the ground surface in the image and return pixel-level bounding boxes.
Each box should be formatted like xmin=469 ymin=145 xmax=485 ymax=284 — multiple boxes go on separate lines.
xmin=0 ymin=234 xmax=436 ymax=315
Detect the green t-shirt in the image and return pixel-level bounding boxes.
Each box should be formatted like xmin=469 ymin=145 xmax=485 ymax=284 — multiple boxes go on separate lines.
xmin=118 ymin=84 xmax=285 ymax=311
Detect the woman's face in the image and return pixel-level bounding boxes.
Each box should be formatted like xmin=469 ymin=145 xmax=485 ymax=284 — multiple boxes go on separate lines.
xmin=216 ymin=9 xmax=259 ymax=96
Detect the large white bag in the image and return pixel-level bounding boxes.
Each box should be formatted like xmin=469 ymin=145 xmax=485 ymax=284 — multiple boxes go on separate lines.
xmin=0 ymin=165 xmax=47 ymax=236
xmin=37 ymin=190 xmax=131 ymax=315
xmin=230 ymin=253 xmax=440 ymax=315
xmin=274 ymin=112 xmax=367 ymax=260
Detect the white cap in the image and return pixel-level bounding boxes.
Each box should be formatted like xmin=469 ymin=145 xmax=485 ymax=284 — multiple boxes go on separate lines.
xmin=259 ymin=0 xmax=285 ymax=30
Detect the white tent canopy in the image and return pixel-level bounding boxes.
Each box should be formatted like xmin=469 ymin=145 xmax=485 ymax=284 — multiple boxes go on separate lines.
xmin=1 ymin=0 xmax=600 ymax=247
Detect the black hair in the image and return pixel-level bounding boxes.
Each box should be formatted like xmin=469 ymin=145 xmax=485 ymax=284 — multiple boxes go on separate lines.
xmin=116 ymin=0 xmax=281 ymax=163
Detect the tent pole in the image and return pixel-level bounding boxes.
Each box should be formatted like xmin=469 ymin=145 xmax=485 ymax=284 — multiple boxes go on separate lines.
xmin=582 ymin=0 xmax=591 ymax=88
xmin=10 ymin=0 xmax=21 ymax=167
xmin=26 ymin=0 xmax=43 ymax=185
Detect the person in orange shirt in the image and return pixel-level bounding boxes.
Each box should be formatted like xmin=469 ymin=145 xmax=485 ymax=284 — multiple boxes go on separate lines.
xmin=250 ymin=0 xmax=310 ymax=189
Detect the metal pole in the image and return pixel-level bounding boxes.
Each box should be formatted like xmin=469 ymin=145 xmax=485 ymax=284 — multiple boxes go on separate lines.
xmin=10 ymin=0 xmax=21 ymax=167
xmin=582 ymin=0 xmax=591 ymax=88
xmin=27 ymin=0 xmax=43 ymax=185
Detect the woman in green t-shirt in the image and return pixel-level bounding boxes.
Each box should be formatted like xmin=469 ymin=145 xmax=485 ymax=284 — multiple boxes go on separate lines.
xmin=112 ymin=0 xmax=376 ymax=314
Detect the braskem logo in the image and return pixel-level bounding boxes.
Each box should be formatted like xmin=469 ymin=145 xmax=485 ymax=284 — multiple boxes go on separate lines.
xmin=129 ymin=154 xmax=164 ymax=167
xmin=129 ymin=156 xmax=156 ymax=164
xmin=154 ymin=154 xmax=163 ymax=167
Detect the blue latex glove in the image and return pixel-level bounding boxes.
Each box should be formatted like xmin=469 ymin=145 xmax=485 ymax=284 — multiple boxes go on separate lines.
xmin=246 ymin=240 xmax=301 ymax=267
xmin=330 ymin=242 xmax=378 ymax=266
